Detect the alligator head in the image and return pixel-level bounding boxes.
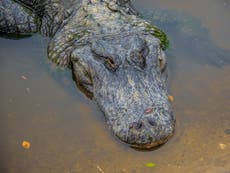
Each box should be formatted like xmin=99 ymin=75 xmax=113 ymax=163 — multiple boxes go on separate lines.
xmin=48 ymin=0 xmax=175 ymax=149
xmin=71 ymin=32 xmax=175 ymax=149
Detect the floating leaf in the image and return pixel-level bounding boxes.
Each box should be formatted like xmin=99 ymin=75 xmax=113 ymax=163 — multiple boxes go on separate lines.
xmin=22 ymin=140 xmax=31 ymax=149
xmin=145 ymin=162 xmax=156 ymax=167
xmin=168 ymin=95 xmax=174 ymax=102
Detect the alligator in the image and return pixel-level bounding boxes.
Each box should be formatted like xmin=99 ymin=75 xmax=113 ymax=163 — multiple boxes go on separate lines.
xmin=0 ymin=0 xmax=175 ymax=149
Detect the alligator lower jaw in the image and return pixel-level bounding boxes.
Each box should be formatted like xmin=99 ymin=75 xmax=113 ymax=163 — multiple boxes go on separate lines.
xmin=130 ymin=134 xmax=174 ymax=150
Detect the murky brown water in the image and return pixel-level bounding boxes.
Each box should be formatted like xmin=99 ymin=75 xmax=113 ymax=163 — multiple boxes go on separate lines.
xmin=0 ymin=0 xmax=230 ymax=173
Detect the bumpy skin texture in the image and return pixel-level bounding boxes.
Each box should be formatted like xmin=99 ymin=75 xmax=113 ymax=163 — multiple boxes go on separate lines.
xmin=0 ymin=0 xmax=37 ymax=34
xmin=0 ymin=0 xmax=175 ymax=149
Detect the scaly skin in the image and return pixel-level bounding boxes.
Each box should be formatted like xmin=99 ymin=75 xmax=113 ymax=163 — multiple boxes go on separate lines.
xmin=0 ymin=0 xmax=175 ymax=149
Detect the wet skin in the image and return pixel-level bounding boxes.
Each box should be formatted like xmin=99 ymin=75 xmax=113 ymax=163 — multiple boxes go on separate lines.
xmin=0 ymin=0 xmax=175 ymax=149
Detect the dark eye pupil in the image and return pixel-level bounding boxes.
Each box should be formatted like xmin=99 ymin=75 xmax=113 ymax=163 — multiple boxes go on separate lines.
xmin=107 ymin=57 xmax=115 ymax=65
xmin=105 ymin=57 xmax=117 ymax=71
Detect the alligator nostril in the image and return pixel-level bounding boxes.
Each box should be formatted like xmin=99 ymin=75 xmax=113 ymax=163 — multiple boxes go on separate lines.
xmin=129 ymin=121 xmax=143 ymax=130
xmin=147 ymin=117 xmax=157 ymax=126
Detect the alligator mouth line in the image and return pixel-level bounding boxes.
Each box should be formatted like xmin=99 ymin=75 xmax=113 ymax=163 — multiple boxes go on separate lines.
xmin=130 ymin=132 xmax=174 ymax=150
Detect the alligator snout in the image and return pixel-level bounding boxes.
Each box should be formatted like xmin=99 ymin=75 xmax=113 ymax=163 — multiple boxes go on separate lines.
xmin=128 ymin=107 xmax=155 ymax=129
xmin=129 ymin=120 xmax=143 ymax=130
xmin=125 ymin=107 xmax=175 ymax=149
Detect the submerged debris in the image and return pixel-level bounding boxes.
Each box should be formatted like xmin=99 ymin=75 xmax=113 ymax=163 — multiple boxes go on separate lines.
xmin=219 ymin=143 xmax=227 ymax=150
xmin=26 ymin=87 xmax=31 ymax=94
xmin=224 ymin=129 xmax=230 ymax=135
xmin=21 ymin=75 xmax=28 ymax=80
xmin=22 ymin=140 xmax=31 ymax=149
xmin=96 ymin=165 xmax=104 ymax=173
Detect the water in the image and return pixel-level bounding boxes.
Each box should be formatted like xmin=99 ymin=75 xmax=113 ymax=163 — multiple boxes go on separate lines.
xmin=0 ymin=0 xmax=229 ymax=173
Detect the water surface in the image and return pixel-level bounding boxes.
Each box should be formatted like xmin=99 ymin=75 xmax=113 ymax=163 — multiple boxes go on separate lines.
xmin=0 ymin=0 xmax=229 ymax=173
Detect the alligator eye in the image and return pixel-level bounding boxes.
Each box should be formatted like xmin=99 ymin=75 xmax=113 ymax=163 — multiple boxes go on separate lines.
xmin=157 ymin=49 xmax=167 ymax=73
xmin=104 ymin=57 xmax=118 ymax=71
xmin=158 ymin=56 xmax=167 ymax=73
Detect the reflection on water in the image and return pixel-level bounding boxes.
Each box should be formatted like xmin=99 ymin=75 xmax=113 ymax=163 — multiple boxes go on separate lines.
xmin=0 ymin=0 xmax=230 ymax=173
xmin=135 ymin=0 xmax=230 ymax=50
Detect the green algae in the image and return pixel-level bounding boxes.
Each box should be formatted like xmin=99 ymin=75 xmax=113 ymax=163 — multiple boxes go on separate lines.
xmin=145 ymin=23 xmax=169 ymax=50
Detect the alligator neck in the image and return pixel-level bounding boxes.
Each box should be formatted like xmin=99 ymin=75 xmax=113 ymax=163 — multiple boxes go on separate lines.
xmin=40 ymin=0 xmax=136 ymax=37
